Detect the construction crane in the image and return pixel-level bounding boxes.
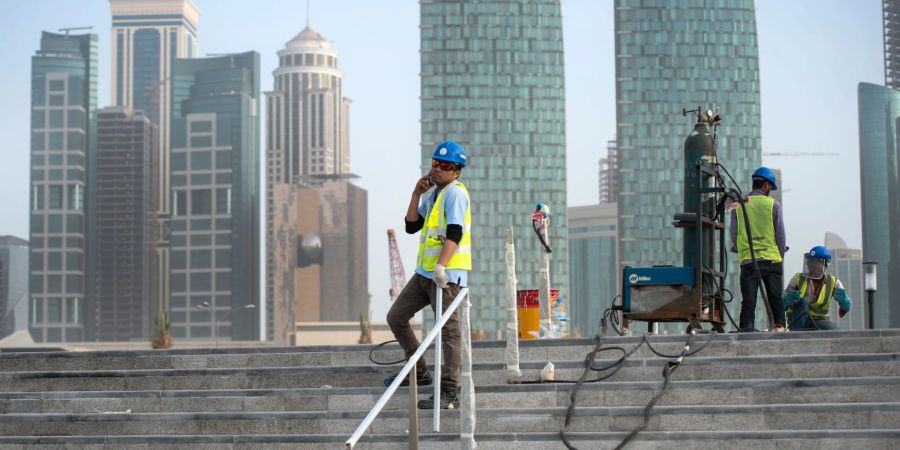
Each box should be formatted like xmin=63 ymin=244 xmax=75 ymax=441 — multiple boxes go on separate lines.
xmin=762 ymin=151 xmax=839 ymax=157
xmin=58 ymin=26 xmax=93 ymax=36
xmin=387 ymin=229 xmax=407 ymax=301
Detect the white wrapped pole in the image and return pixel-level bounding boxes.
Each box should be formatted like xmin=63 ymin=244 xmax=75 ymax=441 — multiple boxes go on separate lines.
xmin=459 ymin=293 xmax=476 ymax=449
xmin=505 ymin=226 xmax=521 ymax=381
xmin=537 ymin=208 xmax=553 ymax=338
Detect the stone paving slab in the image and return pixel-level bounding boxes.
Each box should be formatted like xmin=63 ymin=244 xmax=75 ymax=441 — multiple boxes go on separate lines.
xmin=1 ymin=377 xmax=898 ymax=414
xmin=0 ymin=402 xmax=897 ymax=436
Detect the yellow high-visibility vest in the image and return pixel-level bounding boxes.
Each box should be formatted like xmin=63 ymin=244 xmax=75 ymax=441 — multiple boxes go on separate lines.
xmin=417 ymin=181 xmax=472 ymax=272
xmin=735 ymin=195 xmax=782 ymax=263
xmin=794 ymin=273 xmax=837 ymax=319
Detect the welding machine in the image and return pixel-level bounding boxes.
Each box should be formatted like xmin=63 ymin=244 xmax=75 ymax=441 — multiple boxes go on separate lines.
xmin=619 ymin=107 xmax=728 ymax=332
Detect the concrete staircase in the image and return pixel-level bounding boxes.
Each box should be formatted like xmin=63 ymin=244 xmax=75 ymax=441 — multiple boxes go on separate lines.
xmin=0 ymin=329 xmax=898 ymax=449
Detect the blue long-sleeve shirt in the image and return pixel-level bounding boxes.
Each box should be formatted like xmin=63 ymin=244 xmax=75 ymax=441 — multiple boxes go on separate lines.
xmin=729 ymin=190 xmax=788 ymax=264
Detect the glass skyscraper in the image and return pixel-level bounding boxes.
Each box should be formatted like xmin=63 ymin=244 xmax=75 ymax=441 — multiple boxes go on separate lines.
xmin=568 ymin=204 xmax=619 ymax=338
xmin=29 ymin=31 xmax=97 ymax=342
xmin=92 ymin=107 xmax=156 ymax=341
xmin=420 ymin=0 xmax=567 ymax=335
xmin=110 ymin=0 xmax=200 ymax=325
xmin=169 ymin=52 xmax=261 ymax=341
xmin=885 ymin=0 xmax=900 ymax=90
xmin=614 ymin=0 xmax=762 ymax=330
xmin=857 ymin=83 xmax=900 ymax=328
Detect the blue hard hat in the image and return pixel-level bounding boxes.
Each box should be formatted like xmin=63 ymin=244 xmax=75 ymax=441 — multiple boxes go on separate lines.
xmin=433 ymin=141 xmax=467 ymax=168
xmin=751 ymin=166 xmax=778 ymax=190
xmin=805 ymin=245 xmax=832 ymax=263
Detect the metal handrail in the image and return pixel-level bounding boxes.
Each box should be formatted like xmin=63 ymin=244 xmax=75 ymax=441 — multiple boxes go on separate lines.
xmin=346 ymin=287 xmax=471 ymax=449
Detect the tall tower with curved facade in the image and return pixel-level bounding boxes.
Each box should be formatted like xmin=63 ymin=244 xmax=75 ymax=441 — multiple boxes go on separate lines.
xmin=265 ymin=26 xmax=352 ymax=339
xmin=420 ymin=1 xmax=568 ymax=336
xmin=614 ymin=0 xmax=762 ymax=330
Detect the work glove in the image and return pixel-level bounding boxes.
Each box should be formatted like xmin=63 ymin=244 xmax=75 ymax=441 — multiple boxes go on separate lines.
xmin=839 ymin=309 xmax=848 ymax=318
xmin=783 ymin=290 xmax=801 ymax=308
xmin=433 ymin=264 xmax=449 ymax=288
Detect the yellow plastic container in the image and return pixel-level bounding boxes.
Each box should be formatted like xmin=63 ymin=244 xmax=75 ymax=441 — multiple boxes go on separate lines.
xmin=517 ymin=289 xmax=558 ymax=339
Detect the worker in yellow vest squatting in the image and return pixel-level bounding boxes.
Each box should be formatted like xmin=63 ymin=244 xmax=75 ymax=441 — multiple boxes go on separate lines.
xmin=730 ymin=166 xmax=788 ymax=332
xmin=783 ymin=246 xmax=852 ymax=330
xmin=385 ymin=140 xmax=471 ymax=409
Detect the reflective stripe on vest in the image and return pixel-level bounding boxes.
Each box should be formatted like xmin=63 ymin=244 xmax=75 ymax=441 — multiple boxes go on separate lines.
xmin=416 ymin=181 xmax=472 ymax=272
xmin=798 ymin=273 xmax=836 ymax=319
xmin=735 ymin=195 xmax=782 ymax=263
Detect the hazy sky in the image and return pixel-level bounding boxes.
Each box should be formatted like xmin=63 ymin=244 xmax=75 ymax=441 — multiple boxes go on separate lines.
xmin=0 ymin=1 xmax=883 ymax=323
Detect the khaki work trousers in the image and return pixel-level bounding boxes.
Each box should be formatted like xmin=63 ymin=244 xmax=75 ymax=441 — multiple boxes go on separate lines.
xmin=386 ymin=273 xmax=461 ymax=390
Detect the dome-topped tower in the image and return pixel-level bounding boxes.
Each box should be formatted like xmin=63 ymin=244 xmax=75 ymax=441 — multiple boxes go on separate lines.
xmin=269 ymin=24 xmax=347 ymax=178
xmin=264 ymin=25 xmax=353 ymax=338
xmin=286 ymin=26 xmax=332 ymax=49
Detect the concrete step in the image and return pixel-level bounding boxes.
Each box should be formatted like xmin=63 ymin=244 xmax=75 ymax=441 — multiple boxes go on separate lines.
xmin=1 ymin=330 xmax=898 ymax=449
xmin=0 ymin=351 xmax=896 ymax=392
xmin=0 ymin=429 xmax=898 ymax=449
xmin=0 ymin=402 xmax=898 ymax=436
xmin=2 ymin=377 xmax=898 ymax=414
xmin=0 ymin=330 xmax=897 ymax=372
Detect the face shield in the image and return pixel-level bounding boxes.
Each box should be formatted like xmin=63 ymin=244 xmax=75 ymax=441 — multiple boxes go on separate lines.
xmin=802 ymin=255 xmax=827 ymax=280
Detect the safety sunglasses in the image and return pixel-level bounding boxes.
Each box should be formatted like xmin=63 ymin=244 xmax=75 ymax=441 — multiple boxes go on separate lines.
xmin=431 ymin=160 xmax=460 ymax=172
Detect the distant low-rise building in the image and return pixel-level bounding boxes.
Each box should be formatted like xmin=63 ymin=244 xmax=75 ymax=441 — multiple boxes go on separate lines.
xmin=0 ymin=236 xmax=29 ymax=339
xmin=824 ymin=232 xmax=865 ymax=330
xmin=568 ymin=203 xmax=619 ymax=337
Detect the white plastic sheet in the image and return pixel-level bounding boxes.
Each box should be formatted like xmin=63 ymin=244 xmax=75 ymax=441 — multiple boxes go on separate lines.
xmin=538 ymin=222 xmax=554 ymax=338
xmin=505 ymin=227 xmax=522 ymax=381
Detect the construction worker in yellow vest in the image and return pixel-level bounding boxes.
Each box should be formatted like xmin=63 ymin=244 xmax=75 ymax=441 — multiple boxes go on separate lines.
xmin=730 ymin=167 xmax=788 ymax=332
xmin=783 ymin=246 xmax=852 ymax=330
xmin=386 ymin=140 xmax=471 ymax=410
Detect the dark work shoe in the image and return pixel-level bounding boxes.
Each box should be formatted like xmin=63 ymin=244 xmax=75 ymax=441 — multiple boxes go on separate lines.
xmin=417 ymin=389 xmax=459 ymax=409
xmin=383 ymin=368 xmax=433 ymax=387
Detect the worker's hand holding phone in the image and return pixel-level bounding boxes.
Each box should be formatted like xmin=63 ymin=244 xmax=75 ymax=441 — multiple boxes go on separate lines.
xmin=414 ymin=175 xmax=433 ymax=195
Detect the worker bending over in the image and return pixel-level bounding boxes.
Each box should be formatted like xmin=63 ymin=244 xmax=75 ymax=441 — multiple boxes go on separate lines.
xmin=783 ymin=246 xmax=852 ymax=331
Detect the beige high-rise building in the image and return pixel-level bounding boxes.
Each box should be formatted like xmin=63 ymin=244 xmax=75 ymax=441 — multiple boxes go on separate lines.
xmin=271 ymin=181 xmax=367 ymax=345
xmin=265 ymin=26 xmax=352 ymax=339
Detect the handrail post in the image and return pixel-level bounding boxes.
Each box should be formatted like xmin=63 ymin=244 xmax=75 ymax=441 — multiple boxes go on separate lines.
xmin=433 ymin=284 xmax=442 ymax=432
xmin=409 ymin=364 xmax=418 ymax=449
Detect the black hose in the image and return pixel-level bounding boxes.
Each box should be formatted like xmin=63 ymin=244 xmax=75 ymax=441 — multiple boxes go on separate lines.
xmin=367 ymin=339 xmax=412 ymax=366
xmin=615 ymin=331 xmax=698 ymax=450
xmin=532 ymin=217 xmax=552 ymax=253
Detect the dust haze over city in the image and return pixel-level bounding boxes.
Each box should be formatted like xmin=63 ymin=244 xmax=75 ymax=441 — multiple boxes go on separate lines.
xmin=0 ymin=0 xmax=890 ymax=347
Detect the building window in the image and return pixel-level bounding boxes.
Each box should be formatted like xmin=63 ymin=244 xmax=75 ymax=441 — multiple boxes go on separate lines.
xmin=174 ymin=190 xmax=187 ymax=216
xmin=67 ymin=185 xmax=81 ymax=210
xmin=216 ymin=188 xmax=230 ymax=215
xmin=32 ymin=298 xmax=43 ymax=324
xmin=191 ymin=189 xmax=212 ymax=215
xmin=47 ymin=298 xmax=62 ymax=323
xmin=66 ymin=298 xmax=78 ymax=323
xmin=48 ymin=186 xmax=63 ymax=209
